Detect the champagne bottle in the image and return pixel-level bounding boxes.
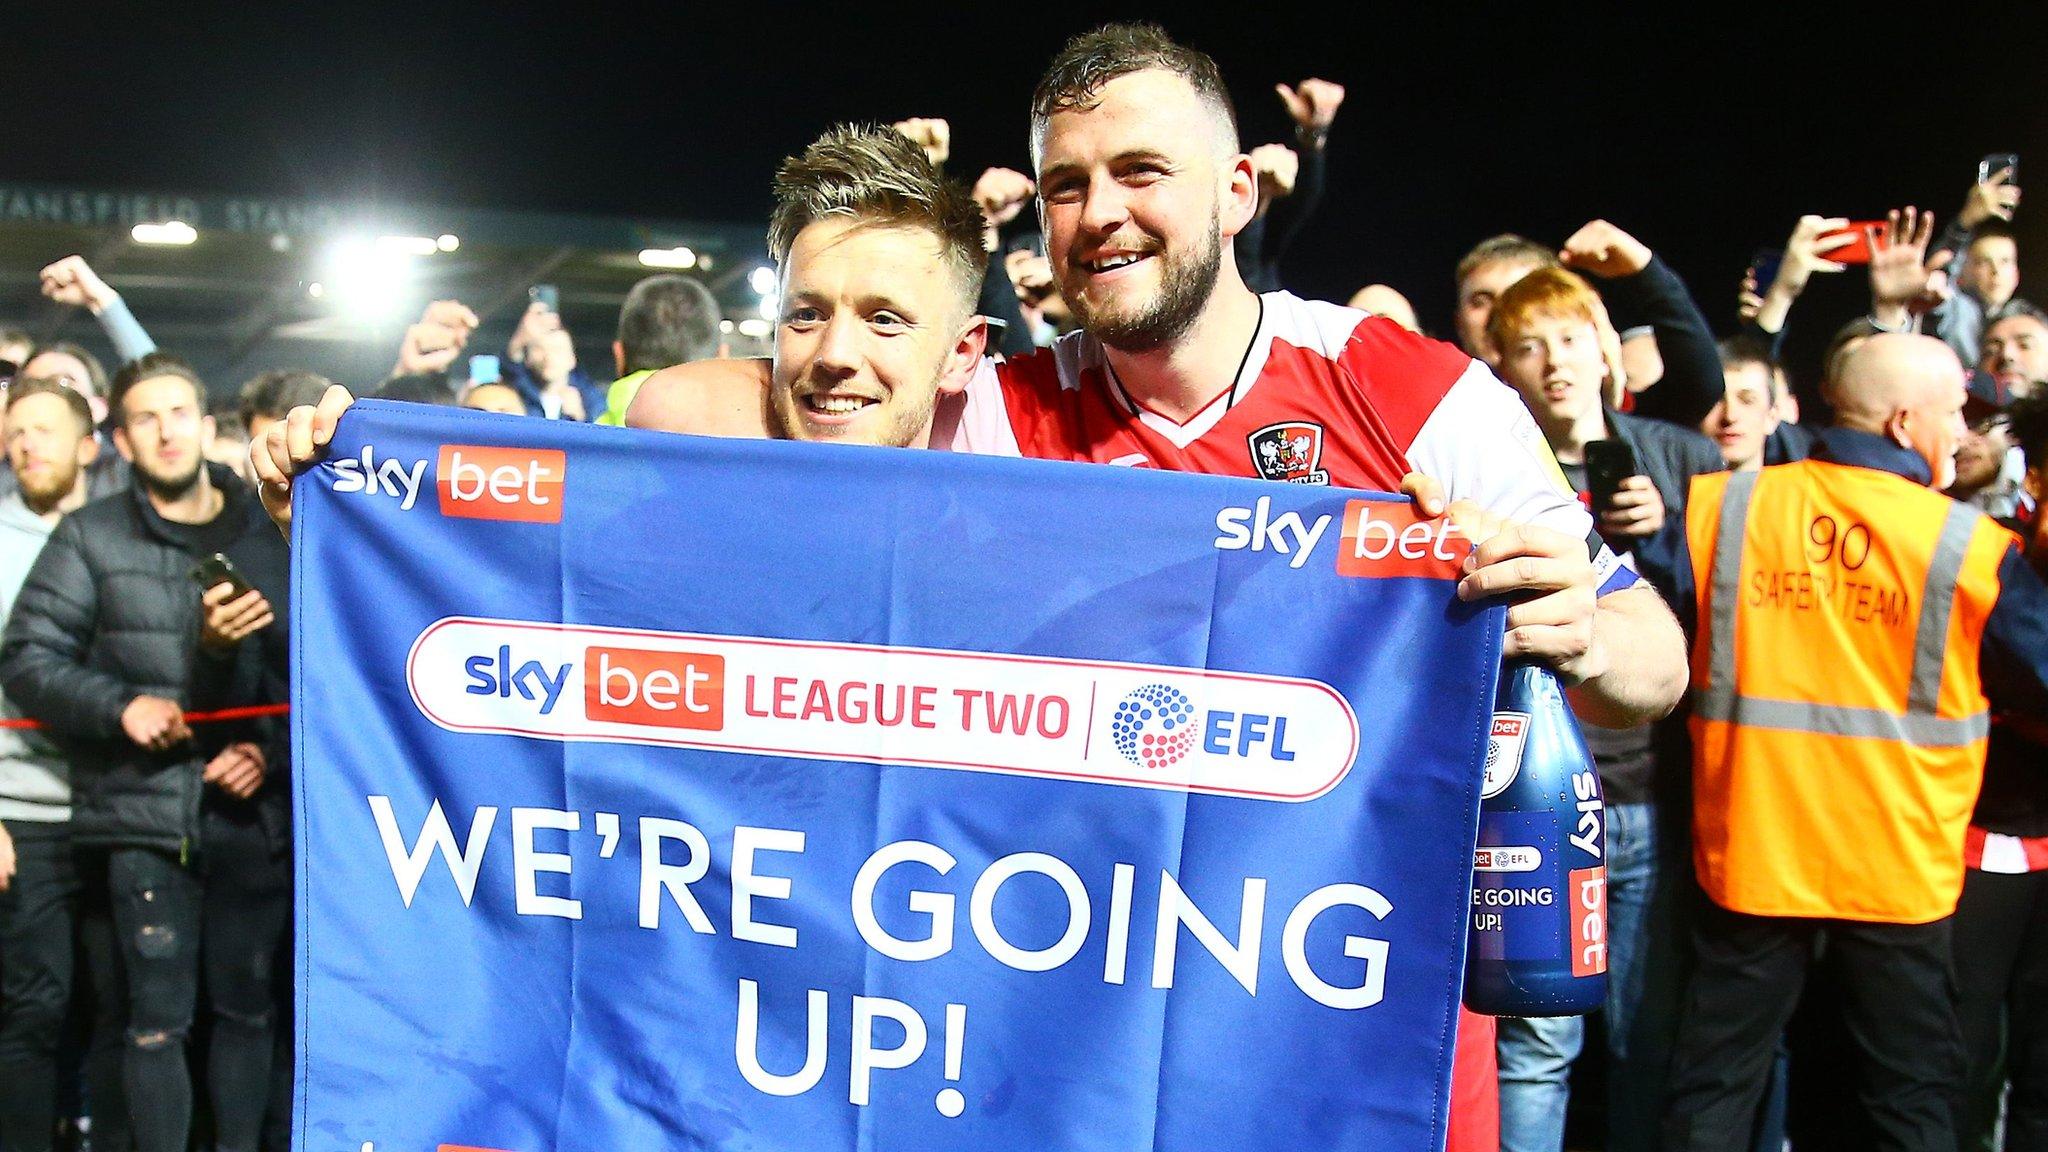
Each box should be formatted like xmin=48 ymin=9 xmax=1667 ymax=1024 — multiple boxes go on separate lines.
xmin=1463 ymin=660 xmax=1608 ymax=1016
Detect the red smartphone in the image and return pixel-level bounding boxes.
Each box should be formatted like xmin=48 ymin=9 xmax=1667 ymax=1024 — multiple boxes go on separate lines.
xmin=1817 ymin=221 xmax=1887 ymax=265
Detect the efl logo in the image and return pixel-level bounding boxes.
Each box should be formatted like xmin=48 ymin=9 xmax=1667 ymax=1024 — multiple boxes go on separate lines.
xmin=1472 ymin=845 xmax=1541 ymax=873
xmin=1334 ymin=500 xmax=1467 ymax=580
xmin=1110 ymin=684 xmax=1200 ymax=769
xmin=1108 ymin=681 xmax=1304 ymax=773
xmin=437 ymin=445 xmax=567 ymax=524
xmin=1570 ymin=865 xmax=1608 ymax=977
xmin=584 ymin=647 xmax=725 ymax=731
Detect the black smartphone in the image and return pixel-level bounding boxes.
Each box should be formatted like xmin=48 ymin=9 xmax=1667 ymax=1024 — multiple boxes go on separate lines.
xmin=1582 ymin=439 xmax=1640 ymax=514
xmin=189 ymin=552 xmax=253 ymax=599
xmin=1980 ymin=152 xmax=2020 ymax=187
xmin=528 ymin=284 xmax=560 ymax=313
xmin=1749 ymin=247 xmax=1784 ymax=292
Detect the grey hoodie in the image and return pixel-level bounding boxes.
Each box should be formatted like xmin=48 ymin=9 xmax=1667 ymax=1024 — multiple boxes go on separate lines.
xmin=0 ymin=492 xmax=69 ymax=821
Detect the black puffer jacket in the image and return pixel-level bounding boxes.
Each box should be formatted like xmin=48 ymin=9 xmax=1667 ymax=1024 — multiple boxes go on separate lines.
xmin=1606 ymin=407 xmax=1725 ymax=602
xmin=0 ymin=464 xmax=283 ymax=852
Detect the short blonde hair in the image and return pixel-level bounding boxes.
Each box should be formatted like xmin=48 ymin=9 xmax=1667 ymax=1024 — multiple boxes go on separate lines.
xmin=765 ymin=124 xmax=988 ymax=319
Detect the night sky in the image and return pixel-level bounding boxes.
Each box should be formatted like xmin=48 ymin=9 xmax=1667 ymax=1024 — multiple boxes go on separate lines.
xmin=8 ymin=5 xmax=2047 ymax=387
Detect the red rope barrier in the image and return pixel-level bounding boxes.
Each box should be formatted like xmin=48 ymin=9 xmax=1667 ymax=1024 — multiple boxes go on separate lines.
xmin=0 ymin=703 xmax=289 ymax=732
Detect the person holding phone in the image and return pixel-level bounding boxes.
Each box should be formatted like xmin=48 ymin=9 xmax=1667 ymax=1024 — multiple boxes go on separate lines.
xmin=1485 ymin=265 xmax=1727 ymax=1152
xmin=1736 ymin=215 xmax=1863 ymax=388
xmin=1930 ymin=157 xmax=2031 ymax=366
xmin=0 ymin=353 xmax=293 ymax=1152
xmin=503 ymin=295 xmax=605 ymax=421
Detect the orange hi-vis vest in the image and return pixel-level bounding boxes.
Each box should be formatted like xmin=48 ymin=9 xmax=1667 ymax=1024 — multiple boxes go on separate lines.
xmin=1686 ymin=460 xmax=2016 ymax=923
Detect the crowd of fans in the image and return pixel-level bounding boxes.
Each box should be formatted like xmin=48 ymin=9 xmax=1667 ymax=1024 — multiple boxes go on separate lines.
xmin=2 ymin=19 xmax=2045 ymax=1152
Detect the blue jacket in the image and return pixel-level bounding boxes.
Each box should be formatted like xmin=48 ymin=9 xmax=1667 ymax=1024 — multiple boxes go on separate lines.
xmin=503 ymin=361 xmax=609 ymax=422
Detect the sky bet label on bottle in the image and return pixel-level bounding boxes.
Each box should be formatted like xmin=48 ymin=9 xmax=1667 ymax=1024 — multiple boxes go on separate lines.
xmin=1470 ymin=776 xmax=1609 ymax=971
xmin=1465 ymin=664 xmax=1608 ymax=1016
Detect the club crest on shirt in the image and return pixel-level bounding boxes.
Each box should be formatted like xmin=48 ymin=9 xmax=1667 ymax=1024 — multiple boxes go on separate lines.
xmin=1248 ymin=422 xmax=1331 ymax=485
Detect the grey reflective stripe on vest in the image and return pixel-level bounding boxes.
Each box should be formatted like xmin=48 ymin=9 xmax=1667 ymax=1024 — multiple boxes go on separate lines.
xmin=1907 ymin=502 xmax=1980 ymax=714
xmin=1691 ymin=686 xmax=1990 ymax=744
xmin=1706 ymin=470 xmax=1757 ymax=696
xmin=1695 ymin=471 xmax=1989 ymax=748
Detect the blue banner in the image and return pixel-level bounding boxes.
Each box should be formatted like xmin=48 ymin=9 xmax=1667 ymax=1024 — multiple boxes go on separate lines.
xmin=290 ymin=401 xmax=1504 ymax=1152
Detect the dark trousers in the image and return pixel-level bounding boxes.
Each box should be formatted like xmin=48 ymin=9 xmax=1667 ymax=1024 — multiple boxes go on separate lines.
xmin=201 ymin=811 xmax=292 ymax=1152
xmin=104 ymin=844 xmax=204 ymax=1152
xmin=89 ymin=817 xmax=294 ymax=1152
xmin=1663 ymin=898 xmax=1964 ymax=1152
xmin=0 ymin=820 xmax=125 ymax=1152
xmin=1954 ymin=866 xmax=2048 ymax=1150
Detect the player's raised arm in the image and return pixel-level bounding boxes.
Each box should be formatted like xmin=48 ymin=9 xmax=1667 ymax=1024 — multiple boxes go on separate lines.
xmin=625 ymin=358 xmax=777 ymax=437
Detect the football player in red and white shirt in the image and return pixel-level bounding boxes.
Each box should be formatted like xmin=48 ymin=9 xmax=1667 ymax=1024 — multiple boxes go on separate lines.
xmin=628 ymin=31 xmax=1685 ymax=1150
xmin=978 ymin=35 xmax=1682 ymax=1149
xmin=966 ymin=33 xmax=1683 ymax=732
xmin=628 ymin=55 xmax=1684 ymax=736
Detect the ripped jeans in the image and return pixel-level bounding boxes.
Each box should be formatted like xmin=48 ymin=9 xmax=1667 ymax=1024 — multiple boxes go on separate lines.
xmin=101 ymin=817 xmax=290 ymax=1152
xmin=104 ymin=846 xmax=202 ymax=1152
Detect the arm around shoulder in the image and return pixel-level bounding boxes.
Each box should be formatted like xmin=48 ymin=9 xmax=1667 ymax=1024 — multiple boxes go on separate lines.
xmin=625 ymin=359 xmax=775 ymax=437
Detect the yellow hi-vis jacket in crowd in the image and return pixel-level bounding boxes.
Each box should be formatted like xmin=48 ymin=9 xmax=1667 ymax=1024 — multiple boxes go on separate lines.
xmin=1685 ymin=454 xmax=2016 ymax=924
xmin=595 ymin=370 xmax=657 ymax=427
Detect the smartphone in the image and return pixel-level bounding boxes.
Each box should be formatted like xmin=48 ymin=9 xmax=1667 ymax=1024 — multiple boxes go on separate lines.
xmin=189 ymin=553 xmax=253 ymax=599
xmin=1980 ymin=152 xmax=2020 ymax=187
xmin=1582 ymin=439 xmax=1640 ymax=514
xmin=1749 ymin=247 xmax=1784 ymax=291
xmin=1816 ymin=221 xmax=1887 ymax=265
xmin=528 ymin=284 xmax=560 ymax=313
xmin=468 ymin=354 xmax=502 ymax=385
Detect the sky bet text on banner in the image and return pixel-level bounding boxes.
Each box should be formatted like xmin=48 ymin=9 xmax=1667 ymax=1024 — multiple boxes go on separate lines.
xmin=290 ymin=401 xmax=1506 ymax=1152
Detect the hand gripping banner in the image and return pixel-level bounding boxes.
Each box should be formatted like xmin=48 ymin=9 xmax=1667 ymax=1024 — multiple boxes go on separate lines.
xmin=290 ymin=401 xmax=1504 ymax=1152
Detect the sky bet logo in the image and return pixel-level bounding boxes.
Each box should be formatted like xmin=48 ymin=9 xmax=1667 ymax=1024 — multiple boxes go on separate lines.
xmin=584 ymin=646 xmax=725 ymax=731
xmin=1211 ymin=496 xmax=1467 ymax=580
xmin=1211 ymin=496 xmax=1332 ymax=568
xmin=465 ymin=645 xmax=570 ymax=714
xmin=464 ymin=644 xmax=726 ymax=730
xmin=331 ymin=446 xmax=428 ymax=510
xmin=332 ymin=444 xmax=566 ymax=523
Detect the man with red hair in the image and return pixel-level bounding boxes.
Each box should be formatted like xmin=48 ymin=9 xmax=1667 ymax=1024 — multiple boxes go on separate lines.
xmin=1487 ymin=263 xmax=1724 ymax=1152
